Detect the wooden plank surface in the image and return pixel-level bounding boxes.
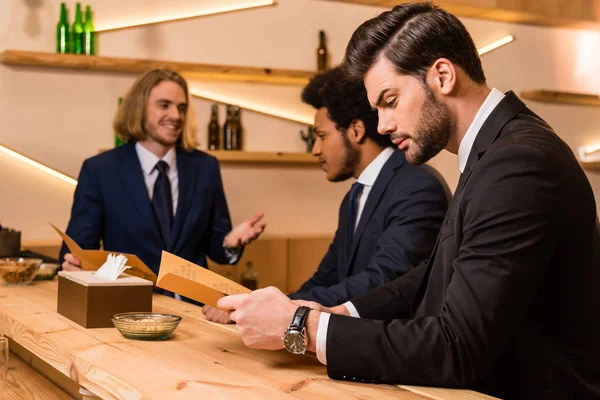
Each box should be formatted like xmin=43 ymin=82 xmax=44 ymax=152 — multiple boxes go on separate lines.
xmin=0 ymin=281 xmax=494 ymax=399
xmin=0 ymin=50 xmax=314 ymax=86
xmin=5 ymin=352 xmax=73 ymax=400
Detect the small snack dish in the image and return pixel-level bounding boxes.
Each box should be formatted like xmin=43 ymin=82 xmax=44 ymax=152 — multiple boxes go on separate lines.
xmin=112 ymin=312 xmax=182 ymax=340
xmin=34 ymin=263 xmax=60 ymax=281
xmin=0 ymin=258 xmax=42 ymax=286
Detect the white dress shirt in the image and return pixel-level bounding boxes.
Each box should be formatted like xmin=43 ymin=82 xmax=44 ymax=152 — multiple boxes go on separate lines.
xmin=135 ymin=142 xmax=178 ymax=215
xmin=316 ymin=88 xmax=506 ymax=365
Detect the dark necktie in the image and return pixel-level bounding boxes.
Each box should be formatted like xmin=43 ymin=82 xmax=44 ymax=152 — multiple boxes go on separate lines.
xmin=347 ymin=182 xmax=364 ymax=247
xmin=152 ymin=160 xmax=173 ymax=244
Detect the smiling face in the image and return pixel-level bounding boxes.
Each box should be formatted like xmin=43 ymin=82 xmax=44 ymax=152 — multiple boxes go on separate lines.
xmin=364 ymin=56 xmax=451 ymax=165
xmin=143 ymin=80 xmax=188 ymax=148
xmin=311 ymin=107 xmax=359 ymax=182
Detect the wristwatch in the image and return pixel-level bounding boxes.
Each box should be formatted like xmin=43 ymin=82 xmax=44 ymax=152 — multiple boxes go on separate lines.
xmin=282 ymin=306 xmax=311 ymax=355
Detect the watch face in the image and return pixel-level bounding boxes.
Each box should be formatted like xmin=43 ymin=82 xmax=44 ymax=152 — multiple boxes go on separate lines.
xmin=283 ymin=331 xmax=307 ymax=355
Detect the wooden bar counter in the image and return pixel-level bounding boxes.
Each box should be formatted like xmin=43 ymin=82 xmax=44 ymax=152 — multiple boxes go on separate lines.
xmin=0 ymin=281 xmax=495 ymax=399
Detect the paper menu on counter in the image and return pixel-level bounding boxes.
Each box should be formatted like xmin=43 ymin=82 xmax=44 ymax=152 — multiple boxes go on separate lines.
xmin=156 ymin=251 xmax=251 ymax=307
xmin=51 ymin=224 xmax=157 ymax=283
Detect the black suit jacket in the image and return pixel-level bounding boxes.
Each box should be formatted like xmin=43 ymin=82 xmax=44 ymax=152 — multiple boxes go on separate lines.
xmin=59 ymin=143 xmax=236 ymax=274
xmin=290 ymin=150 xmax=449 ymax=306
xmin=326 ymin=92 xmax=600 ymax=399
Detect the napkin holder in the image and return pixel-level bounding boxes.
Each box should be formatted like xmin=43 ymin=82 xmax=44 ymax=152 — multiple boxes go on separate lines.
xmin=57 ymin=271 xmax=153 ymax=328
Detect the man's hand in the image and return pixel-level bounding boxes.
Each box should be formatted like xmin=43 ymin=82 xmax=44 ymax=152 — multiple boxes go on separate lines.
xmin=217 ymin=286 xmax=297 ymax=350
xmin=62 ymin=253 xmax=83 ymax=271
xmin=223 ymin=212 xmax=266 ymax=249
xmin=202 ymin=305 xmax=233 ymax=324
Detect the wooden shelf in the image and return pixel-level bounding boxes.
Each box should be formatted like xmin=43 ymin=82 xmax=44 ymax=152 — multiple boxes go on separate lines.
xmin=581 ymin=161 xmax=600 ymax=171
xmin=0 ymin=50 xmax=314 ymax=86
xmin=521 ymin=90 xmax=600 ymax=107
xmin=98 ymin=148 xmax=317 ymax=166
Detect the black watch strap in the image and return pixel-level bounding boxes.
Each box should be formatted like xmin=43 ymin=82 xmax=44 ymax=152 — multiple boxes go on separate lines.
xmin=289 ymin=306 xmax=310 ymax=331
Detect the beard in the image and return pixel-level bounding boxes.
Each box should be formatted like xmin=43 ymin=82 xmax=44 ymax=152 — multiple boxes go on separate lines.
xmin=329 ymin=129 xmax=359 ymax=183
xmin=392 ymin=88 xmax=452 ymax=165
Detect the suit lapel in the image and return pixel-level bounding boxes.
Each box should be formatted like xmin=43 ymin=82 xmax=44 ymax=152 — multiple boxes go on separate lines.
xmin=169 ymin=149 xmax=198 ymax=250
xmin=412 ymin=91 xmax=527 ymax=311
xmin=120 ymin=143 xmax=164 ymax=247
xmin=345 ymin=150 xmax=405 ymax=275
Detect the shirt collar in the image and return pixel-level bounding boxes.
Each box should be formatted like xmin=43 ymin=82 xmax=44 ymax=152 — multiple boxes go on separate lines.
xmin=135 ymin=142 xmax=177 ymax=175
xmin=356 ymin=146 xmax=395 ymax=187
xmin=457 ymin=88 xmax=505 ymax=173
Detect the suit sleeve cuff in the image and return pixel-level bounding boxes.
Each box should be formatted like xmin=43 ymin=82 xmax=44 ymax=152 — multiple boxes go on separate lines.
xmin=223 ymin=247 xmax=240 ymax=264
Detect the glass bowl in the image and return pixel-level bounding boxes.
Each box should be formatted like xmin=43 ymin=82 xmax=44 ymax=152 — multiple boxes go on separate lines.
xmin=0 ymin=258 xmax=42 ymax=286
xmin=34 ymin=263 xmax=60 ymax=281
xmin=112 ymin=312 xmax=182 ymax=341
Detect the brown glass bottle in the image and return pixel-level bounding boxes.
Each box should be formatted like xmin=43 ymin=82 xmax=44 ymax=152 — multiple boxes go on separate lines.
xmin=317 ymin=30 xmax=328 ymax=72
xmin=232 ymin=105 xmax=243 ymax=150
xmin=207 ymin=103 xmax=220 ymax=150
xmin=240 ymin=261 xmax=258 ymax=290
xmin=223 ymin=104 xmax=235 ymax=150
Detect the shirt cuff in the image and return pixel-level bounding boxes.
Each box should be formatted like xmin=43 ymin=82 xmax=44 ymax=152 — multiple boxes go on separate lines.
xmin=223 ymin=247 xmax=241 ymax=264
xmin=316 ymin=312 xmax=330 ymax=365
xmin=343 ymin=301 xmax=361 ymax=318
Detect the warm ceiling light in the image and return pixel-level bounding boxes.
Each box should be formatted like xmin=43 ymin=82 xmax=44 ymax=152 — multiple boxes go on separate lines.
xmin=478 ymin=35 xmax=515 ymax=56
xmin=0 ymin=144 xmax=77 ymax=186
xmin=578 ymin=143 xmax=600 ymax=162
xmin=190 ymin=88 xmax=313 ymax=125
xmin=96 ymin=0 xmax=276 ymax=32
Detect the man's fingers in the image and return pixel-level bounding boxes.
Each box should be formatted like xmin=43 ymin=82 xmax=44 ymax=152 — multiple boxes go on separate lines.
xmin=64 ymin=253 xmax=80 ymax=266
xmin=247 ymin=212 xmax=265 ymax=226
xmin=217 ymin=294 xmax=249 ymax=311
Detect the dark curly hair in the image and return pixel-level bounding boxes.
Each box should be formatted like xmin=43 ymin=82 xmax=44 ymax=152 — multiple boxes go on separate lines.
xmin=301 ymin=67 xmax=390 ymax=148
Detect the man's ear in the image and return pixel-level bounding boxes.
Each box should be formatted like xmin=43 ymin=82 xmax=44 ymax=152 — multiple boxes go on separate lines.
xmin=426 ymin=58 xmax=457 ymax=96
xmin=349 ymin=119 xmax=366 ymax=143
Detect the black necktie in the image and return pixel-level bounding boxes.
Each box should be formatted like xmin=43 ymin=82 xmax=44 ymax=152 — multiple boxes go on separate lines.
xmin=152 ymin=160 xmax=173 ymax=244
xmin=347 ymin=182 xmax=364 ymax=246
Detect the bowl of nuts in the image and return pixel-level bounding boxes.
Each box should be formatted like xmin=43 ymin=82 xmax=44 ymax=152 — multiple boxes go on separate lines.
xmin=0 ymin=258 xmax=42 ymax=286
xmin=112 ymin=312 xmax=182 ymax=341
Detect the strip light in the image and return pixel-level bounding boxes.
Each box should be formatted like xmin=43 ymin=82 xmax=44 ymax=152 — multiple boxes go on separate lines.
xmin=478 ymin=35 xmax=515 ymax=56
xmin=190 ymin=88 xmax=313 ymax=125
xmin=96 ymin=0 xmax=276 ymax=32
xmin=0 ymin=144 xmax=78 ymax=186
xmin=578 ymin=144 xmax=600 ymax=162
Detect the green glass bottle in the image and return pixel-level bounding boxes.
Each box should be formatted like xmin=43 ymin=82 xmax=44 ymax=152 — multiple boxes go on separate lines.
xmin=71 ymin=3 xmax=84 ymax=55
xmin=56 ymin=3 xmax=70 ymax=54
xmin=115 ymin=97 xmax=127 ymax=147
xmin=83 ymin=5 xmax=95 ymax=55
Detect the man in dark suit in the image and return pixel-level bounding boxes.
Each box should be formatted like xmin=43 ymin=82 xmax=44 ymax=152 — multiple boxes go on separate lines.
xmin=216 ymin=3 xmax=600 ymax=399
xmin=59 ymin=69 xmax=265 ymax=303
xmin=203 ymin=68 xmax=448 ymax=323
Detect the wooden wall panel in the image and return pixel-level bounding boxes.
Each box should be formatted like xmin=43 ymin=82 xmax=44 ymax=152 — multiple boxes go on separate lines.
xmin=286 ymin=236 xmax=333 ymax=293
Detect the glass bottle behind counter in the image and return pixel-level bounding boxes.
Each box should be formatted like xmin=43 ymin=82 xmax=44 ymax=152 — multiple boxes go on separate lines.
xmin=241 ymin=261 xmax=258 ymax=290
xmin=223 ymin=104 xmax=236 ymax=151
xmin=56 ymin=3 xmax=70 ymax=54
xmin=71 ymin=3 xmax=84 ymax=54
xmin=232 ymin=105 xmax=243 ymax=150
xmin=83 ymin=5 xmax=96 ymax=55
xmin=317 ymin=30 xmax=329 ymax=72
xmin=207 ymin=103 xmax=220 ymax=150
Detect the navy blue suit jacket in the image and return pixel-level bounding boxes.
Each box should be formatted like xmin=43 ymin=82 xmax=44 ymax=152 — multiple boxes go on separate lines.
xmin=59 ymin=142 xmax=235 ymax=276
xmin=289 ymin=149 xmax=449 ymax=306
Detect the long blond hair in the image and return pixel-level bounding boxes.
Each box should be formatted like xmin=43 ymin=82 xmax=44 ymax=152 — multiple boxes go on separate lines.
xmin=113 ymin=69 xmax=199 ymax=151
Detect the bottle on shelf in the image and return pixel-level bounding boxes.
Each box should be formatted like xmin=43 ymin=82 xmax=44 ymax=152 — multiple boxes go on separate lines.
xmin=240 ymin=261 xmax=258 ymax=291
xmin=317 ymin=30 xmax=329 ymax=72
xmin=207 ymin=103 xmax=220 ymax=150
xmin=223 ymin=104 xmax=236 ymax=151
xmin=56 ymin=3 xmax=70 ymax=54
xmin=115 ymin=97 xmax=127 ymax=147
xmin=83 ymin=5 xmax=96 ymax=55
xmin=71 ymin=3 xmax=84 ymax=55
xmin=232 ymin=105 xmax=243 ymax=150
